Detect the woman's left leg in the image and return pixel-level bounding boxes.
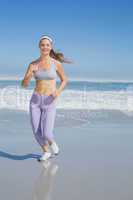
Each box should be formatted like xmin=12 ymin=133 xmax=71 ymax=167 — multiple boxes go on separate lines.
xmin=40 ymin=95 xmax=56 ymax=146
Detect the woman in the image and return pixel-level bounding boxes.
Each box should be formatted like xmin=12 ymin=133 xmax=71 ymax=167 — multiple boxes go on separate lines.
xmin=21 ymin=35 xmax=71 ymax=161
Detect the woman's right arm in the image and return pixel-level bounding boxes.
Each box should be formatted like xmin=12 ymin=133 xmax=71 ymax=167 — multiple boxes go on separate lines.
xmin=21 ymin=63 xmax=34 ymax=88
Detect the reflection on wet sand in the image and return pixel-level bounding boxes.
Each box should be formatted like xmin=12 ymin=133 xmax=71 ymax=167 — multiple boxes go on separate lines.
xmin=32 ymin=160 xmax=59 ymax=200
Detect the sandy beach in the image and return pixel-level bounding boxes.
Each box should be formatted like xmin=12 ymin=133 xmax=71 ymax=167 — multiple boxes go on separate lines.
xmin=0 ymin=108 xmax=132 ymax=200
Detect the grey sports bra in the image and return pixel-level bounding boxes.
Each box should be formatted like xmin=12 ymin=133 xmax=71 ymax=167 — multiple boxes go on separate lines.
xmin=33 ymin=59 xmax=57 ymax=80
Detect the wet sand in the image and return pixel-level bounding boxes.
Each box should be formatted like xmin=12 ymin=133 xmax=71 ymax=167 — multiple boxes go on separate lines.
xmin=0 ymin=109 xmax=133 ymax=200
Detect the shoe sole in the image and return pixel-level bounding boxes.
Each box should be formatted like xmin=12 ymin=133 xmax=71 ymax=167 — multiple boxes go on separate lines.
xmin=37 ymin=155 xmax=52 ymax=162
xmin=53 ymin=150 xmax=60 ymax=156
xmin=37 ymin=151 xmax=60 ymax=162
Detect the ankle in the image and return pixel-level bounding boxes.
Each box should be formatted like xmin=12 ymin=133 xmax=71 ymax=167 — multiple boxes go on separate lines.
xmin=41 ymin=145 xmax=49 ymax=152
xmin=48 ymin=140 xmax=54 ymax=145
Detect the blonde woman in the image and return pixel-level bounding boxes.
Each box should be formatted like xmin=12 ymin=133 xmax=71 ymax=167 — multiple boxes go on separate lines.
xmin=21 ymin=35 xmax=71 ymax=161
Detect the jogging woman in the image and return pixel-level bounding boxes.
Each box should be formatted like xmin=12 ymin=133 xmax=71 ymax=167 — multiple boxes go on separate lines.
xmin=21 ymin=35 xmax=70 ymax=161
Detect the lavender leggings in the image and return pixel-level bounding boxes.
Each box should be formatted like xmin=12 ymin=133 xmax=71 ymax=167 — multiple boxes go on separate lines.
xmin=29 ymin=91 xmax=56 ymax=146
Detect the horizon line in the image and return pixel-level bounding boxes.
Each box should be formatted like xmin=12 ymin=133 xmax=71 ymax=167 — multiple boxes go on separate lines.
xmin=0 ymin=75 xmax=133 ymax=83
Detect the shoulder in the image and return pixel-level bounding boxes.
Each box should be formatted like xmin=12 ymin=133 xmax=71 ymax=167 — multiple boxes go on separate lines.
xmin=30 ymin=58 xmax=39 ymax=66
xmin=52 ymin=58 xmax=62 ymax=71
xmin=29 ymin=59 xmax=39 ymax=71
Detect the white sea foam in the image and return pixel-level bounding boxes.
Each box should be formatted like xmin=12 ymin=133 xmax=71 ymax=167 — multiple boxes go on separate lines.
xmin=0 ymin=86 xmax=133 ymax=115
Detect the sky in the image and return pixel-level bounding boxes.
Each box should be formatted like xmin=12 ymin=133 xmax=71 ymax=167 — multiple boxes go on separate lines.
xmin=0 ymin=0 xmax=133 ymax=80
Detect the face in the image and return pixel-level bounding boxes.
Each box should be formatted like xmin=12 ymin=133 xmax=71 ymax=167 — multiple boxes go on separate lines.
xmin=39 ymin=39 xmax=52 ymax=55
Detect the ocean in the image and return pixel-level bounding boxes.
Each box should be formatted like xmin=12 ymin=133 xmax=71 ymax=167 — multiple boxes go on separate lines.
xmin=0 ymin=79 xmax=133 ymax=125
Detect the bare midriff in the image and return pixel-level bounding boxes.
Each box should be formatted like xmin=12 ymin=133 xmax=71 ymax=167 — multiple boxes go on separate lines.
xmin=34 ymin=79 xmax=56 ymax=96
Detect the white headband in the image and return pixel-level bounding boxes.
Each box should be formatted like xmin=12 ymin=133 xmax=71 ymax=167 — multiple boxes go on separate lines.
xmin=39 ymin=35 xmax=53 ymax=43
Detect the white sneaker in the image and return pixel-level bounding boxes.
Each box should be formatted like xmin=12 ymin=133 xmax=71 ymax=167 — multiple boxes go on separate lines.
xmin=50 ymin=141 xmax=60 ymax=155
xmin=38 ymin=152 xmax=52 ymax=161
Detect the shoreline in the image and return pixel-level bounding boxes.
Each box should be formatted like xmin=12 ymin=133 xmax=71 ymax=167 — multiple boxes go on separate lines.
xmin=0 ymin=76 xmax=133 ymax=83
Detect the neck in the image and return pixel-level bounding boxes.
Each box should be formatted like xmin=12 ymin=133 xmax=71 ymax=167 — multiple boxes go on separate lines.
xmin=39 ymin=54 xmax=51 ymax=62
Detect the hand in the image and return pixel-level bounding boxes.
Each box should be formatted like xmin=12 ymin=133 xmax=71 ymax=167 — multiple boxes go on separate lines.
xmin=51 ymin=88 xmax=61 ymax=99
xmin=21 ymin=79 xmax=29 ymax=88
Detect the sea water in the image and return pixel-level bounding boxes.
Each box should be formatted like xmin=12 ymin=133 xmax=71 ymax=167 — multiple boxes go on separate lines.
xmin=0 ymin=79 xmax=133 ymax=124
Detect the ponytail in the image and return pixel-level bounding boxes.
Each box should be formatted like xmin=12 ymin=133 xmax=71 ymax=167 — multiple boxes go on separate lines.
xmin=50 ymin=49 xmax=73 ymax=64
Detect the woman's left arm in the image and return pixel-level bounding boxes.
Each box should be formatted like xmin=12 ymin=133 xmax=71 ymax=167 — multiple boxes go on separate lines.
xmin=56 ymin=61 xmax=68 ymax=95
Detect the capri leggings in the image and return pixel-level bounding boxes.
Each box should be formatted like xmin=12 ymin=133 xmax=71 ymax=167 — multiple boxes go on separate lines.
xmin=29 ymin=91 xmax=56 ymax=146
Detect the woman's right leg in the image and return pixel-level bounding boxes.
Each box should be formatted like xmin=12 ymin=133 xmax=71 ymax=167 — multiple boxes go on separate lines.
xmin=29 ymin=93 xmax=49 ymax=152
